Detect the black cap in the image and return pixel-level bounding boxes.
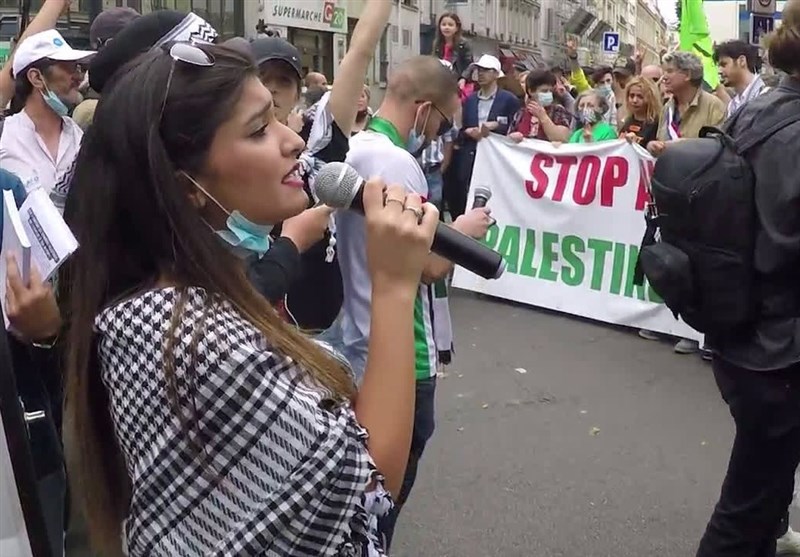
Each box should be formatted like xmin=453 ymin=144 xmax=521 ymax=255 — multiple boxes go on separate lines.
xmin=90 ymin=7 xmax=140 ymax=48
xmin=249 ymin=37 xmax=302 ymax=80
xmin=612 ymin=56 xmax=636 ymax=76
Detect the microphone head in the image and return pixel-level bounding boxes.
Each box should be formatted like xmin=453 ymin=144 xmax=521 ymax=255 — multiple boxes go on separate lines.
xmin=473 ymin=185 xmax=492 ymax=201
xmin=314 ymin=162 xmax=361 ymax=209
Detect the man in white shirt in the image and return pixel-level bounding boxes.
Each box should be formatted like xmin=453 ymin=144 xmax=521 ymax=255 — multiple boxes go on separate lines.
xmin=0 ymin=30 xmax=93 ymax=210
xmin=333 ymin=55 xmax=493 ymax=548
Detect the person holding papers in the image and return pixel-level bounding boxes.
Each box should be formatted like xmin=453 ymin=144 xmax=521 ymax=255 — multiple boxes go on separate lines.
xmin=2 ymin=168 xmax=66 ymax=557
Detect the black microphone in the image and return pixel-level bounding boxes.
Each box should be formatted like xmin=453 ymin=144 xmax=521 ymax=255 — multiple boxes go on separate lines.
xmin=314 ymin=162 xmax=506 ymax=280
xmin=472 ymin=185 xmax=492 ymax=209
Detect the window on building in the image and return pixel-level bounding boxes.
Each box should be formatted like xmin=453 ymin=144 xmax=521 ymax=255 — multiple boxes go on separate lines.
xmin=379 ymin=25 xmax=389 ymax=83
xmin=391 ymin=24 xmax=399 ymax=43
xmin=402 ymin=28 xmax=411 ymax=46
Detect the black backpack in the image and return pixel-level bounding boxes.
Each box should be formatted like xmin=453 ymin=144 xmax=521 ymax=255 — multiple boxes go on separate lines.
xmin=636 ymin=115 xmax=800 ymax=336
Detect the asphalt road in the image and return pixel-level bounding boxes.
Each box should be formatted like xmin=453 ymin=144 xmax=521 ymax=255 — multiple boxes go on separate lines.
xmin=390 ymin=290 xmax=798 ymax=557
xmin=65 ymin=289 xmax=798 ymax=556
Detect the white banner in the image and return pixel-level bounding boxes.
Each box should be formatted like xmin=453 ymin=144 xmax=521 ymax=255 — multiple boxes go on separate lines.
xmin=453 ymin=135 xmax=701 ymax=341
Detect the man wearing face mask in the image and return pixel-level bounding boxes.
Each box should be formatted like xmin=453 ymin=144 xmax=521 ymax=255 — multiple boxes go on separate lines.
xmin=0 ymin=30 xmax=93 ymax=211
xmin=331 ymin=55 xmax=493 ymax=549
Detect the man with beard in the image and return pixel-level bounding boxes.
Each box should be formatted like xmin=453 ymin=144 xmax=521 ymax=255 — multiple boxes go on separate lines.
xmin=713 ymin=40 xmax=765 ymax=119
xmin=1 ymin=30 xmax=93 ymax=210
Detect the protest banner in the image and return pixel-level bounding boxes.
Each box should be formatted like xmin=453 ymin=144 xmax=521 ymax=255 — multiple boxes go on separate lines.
xmin=452 ymin=135 xmax=701 ymax=340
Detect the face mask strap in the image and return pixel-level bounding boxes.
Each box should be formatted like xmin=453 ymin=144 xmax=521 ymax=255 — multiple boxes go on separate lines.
xmin=181 ymin=171 xmax=231 ymax=218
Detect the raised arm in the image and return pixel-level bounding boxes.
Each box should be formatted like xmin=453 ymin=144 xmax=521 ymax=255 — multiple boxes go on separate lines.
xmin=328 ymin=0 xmax=392 ymax=136
xmin=0 ymin=0 xmax=71 ymax=108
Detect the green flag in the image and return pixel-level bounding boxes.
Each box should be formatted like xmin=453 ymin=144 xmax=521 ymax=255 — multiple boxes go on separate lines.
xmin=679 ymin=0 xmax=720 ymax=89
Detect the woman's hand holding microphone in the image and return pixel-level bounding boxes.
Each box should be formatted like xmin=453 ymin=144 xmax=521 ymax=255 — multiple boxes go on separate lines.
xmin=363 ymin=179 xmax=438 ymax=298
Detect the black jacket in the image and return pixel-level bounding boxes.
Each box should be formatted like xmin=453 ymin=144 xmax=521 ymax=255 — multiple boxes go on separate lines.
xmin=715 ymin=76 xmax=800 ymax=371
xmin=433 ymin=38 xmax=474 ymax=80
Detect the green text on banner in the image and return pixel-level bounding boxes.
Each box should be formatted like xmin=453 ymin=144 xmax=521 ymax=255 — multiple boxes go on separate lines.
xmin=452 ymin=135 xmax=702 ymax=341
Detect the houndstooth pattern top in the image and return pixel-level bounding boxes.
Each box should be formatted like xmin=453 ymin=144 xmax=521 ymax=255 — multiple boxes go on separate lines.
xmin=94 ymin=286 xmax=392 ymax=556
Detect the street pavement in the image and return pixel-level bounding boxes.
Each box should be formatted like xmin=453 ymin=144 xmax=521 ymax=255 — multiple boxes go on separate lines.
xmin=66 ymin=289 xmax=798 ymax=556
xmin=391 ymin=290 xmax=798 ymax=557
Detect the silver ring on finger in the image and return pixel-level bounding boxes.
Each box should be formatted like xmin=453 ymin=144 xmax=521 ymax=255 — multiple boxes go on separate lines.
xmin=385 ymin=197 xmax=405 ymax=208
xmin=404 ymin=206 xmax=423 ymax=220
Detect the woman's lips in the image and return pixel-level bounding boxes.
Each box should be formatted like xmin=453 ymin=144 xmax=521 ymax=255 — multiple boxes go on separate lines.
xmin=282 ymin=165 xmax=304 ymax=188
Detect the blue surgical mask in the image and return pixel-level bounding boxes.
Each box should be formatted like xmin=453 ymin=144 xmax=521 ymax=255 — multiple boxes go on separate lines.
xmin=598 ymin=83 xmax=613 ymax=96
xmin=215 ymin=211 xmax=273 ymax=259
xmin=537 ymin=92 xmax=554 ymax=107
xmin=183 ymin=172 xmax=273 ymax=259
xmin=41 ymin=87 xmax=69 ymax=117
xmin=406 ymin=104 xmax=431 ymax=154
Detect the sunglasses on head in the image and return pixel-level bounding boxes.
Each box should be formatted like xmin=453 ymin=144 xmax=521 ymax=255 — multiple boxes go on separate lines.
xmin=159 ymin=42 xmax=215 ymax=123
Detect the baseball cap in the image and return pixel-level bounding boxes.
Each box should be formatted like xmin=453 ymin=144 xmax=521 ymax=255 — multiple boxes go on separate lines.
xmin=90 ymin=7 xmax=140 ymax=48
xmin=472 ymin=54 xmax=505 ymax=77
xmin=249 ymin=37 xmax=302 ymax=80
xmin=12 ymin=29 xmax=95 ymax=78
xmin=612 ymin=56 xmax=636 ymax=77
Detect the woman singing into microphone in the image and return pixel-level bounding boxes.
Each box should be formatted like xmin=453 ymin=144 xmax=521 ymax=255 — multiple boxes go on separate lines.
xmin=61 ymin=43 xmax=437 ymax=556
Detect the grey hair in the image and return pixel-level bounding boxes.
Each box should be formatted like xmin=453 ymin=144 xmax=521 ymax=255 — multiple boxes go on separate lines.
xmin=662 ymin=51 xmax=704 ymax=86
xmin=575 ymin=88 xmax=610 ymax=115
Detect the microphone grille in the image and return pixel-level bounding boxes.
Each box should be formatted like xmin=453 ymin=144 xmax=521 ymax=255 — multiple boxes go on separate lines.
xmin=314 ymin=162 xmax=360 ymax=209
xmin=474 ymin=185 xmax=492 ymax=200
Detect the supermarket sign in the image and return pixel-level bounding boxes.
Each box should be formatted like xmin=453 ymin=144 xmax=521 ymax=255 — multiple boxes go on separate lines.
xmin=269 ymin=1 xmax=347 ymax=32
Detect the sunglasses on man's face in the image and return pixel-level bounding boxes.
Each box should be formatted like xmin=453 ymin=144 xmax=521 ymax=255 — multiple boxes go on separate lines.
xmin=415 ymin=100 xmax=453 ymax=138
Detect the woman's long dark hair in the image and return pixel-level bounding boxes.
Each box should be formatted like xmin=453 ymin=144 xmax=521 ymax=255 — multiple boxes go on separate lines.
xmin=433 ymin=12 xmax=463 ymax=57
xmin=61 ymin=43 xmax=354 ymax=555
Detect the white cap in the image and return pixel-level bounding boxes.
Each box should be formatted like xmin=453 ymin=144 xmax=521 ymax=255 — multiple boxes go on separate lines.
xmin=12 ymin=30 xmax=95 ymax=78
xmin=473 ymin=54 xmax=504 ymax=77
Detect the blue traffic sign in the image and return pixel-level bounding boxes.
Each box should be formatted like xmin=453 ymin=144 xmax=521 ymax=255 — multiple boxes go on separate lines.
xmin=603 ymin=31 xmax=620 ymax=53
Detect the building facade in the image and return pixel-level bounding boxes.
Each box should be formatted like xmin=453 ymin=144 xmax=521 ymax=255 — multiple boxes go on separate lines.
xmin=107 ymin=0 xmax=244 ymax=38
xmin=636 ymin=0 xmax=668 ymax=64
xmin=245 ymin=0 xmax=348 ymax=79
xmin=703 ymin=0 xmax=785 ymax=43
xmin=419 ymin=0 xmax=542 ymax=73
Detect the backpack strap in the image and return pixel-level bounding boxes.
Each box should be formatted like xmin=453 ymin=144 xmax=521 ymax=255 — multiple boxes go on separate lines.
xmin=736 ymin=112 xmax=800 ymax=154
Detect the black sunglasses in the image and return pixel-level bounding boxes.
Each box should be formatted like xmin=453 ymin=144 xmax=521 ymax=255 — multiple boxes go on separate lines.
xmin=159 ymin=42 xmax=215 ymax=123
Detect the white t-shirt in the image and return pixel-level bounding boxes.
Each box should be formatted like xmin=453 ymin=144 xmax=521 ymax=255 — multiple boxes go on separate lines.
xmin=335 ymin=130 xmax=438 ymax=381
xmin=0 ymin=110 xmax=83 ymax=209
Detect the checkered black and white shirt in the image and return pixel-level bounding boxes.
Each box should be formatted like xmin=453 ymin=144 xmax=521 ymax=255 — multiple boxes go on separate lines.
xmin=95 ymin=287 xmax=392 ymax=556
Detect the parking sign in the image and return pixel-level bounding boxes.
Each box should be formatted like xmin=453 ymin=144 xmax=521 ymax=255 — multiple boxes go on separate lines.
xmin=603 ymin=32 xmax=620 ymax=53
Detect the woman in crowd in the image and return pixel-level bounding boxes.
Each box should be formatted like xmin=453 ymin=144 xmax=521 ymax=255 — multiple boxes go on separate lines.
xmin=432 ymin=12 xmax=473 ymax=97
xmin=62 ymin=42 xmax=437 ymax=556
xmin=245 ymin=0 xmax=390 ymax=334
xmin=352 ymin=84 xmax=372 ymax=135
xmin=508 ymin=69 xmax=572 ymax=143
xmin=568 ymin=89 xmax=619 ymax=143
xmin=619 ymin=76 xmax=661 ymax=148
